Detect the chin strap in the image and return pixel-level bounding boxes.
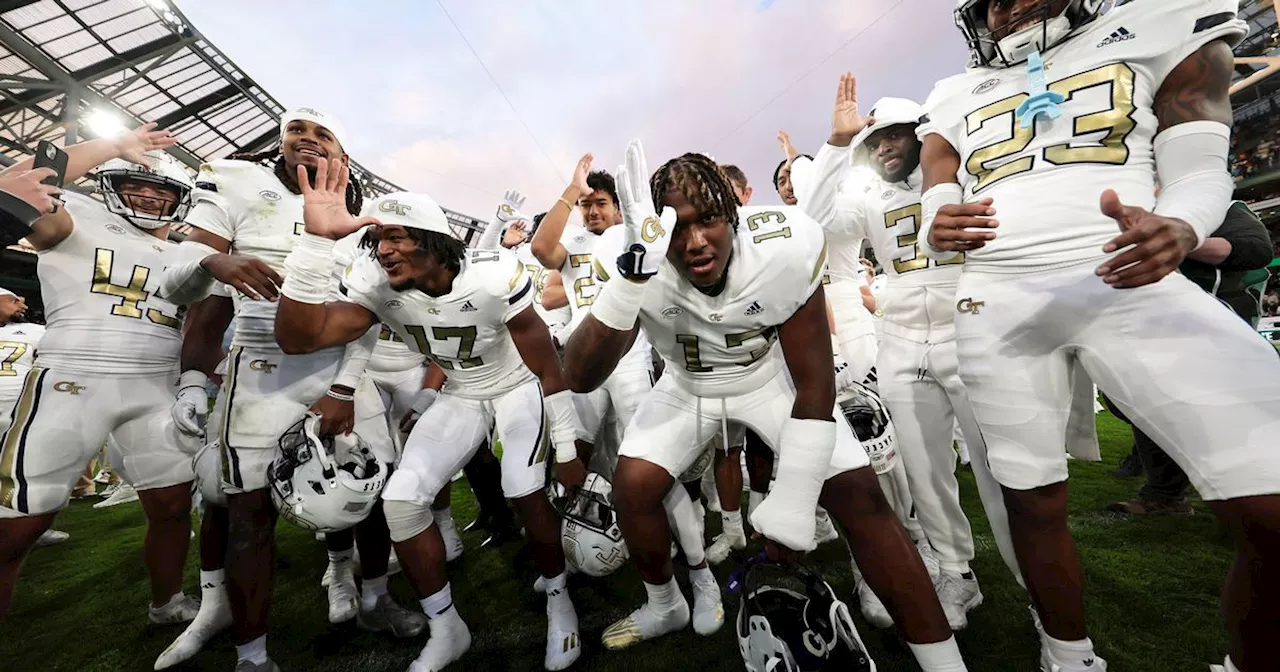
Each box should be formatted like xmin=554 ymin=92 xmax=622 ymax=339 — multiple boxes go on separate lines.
xmin=1015 ymin=50 xmax=1065 ymax=128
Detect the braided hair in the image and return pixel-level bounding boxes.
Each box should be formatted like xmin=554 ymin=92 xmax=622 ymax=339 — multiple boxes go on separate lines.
xmin=649 ymin=152 xmax=741 ymax=230
xmin=230 ymin=144 xmax=364 ymax=216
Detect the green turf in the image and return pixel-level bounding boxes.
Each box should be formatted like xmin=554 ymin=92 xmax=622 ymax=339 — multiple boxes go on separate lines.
xmin=5 ymin=413 xmax=1234 ymax=671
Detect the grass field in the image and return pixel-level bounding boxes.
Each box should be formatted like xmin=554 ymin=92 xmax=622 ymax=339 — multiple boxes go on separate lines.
xmin=5 ymin=412 xmax=1235 ymax=671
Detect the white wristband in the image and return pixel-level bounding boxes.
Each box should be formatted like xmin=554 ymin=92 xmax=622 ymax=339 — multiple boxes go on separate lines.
xmin=281 ymin=233 xmax=337 ymax=304
xmin=920 ymin=183 xmax=964 ymax=262
xmin=177 ymin=369 xmax=209 ymax=392
xmin=589 ymin=277 xmax=649 ymax=332
xmin=326 ymin=388 xmax=355 ymax=402
xmin=544 ymin=390 xmax=580 ymax=463
xmin=411 ymin=388 xmax=439 ymax=415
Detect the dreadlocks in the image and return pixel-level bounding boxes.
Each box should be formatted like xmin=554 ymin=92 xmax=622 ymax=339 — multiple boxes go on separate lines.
xmin=230 ymin=144 xmax=364 ymax=216
xmin=355 ymin=224 xmax=466 ymax=276
xmin=649 ymin=152 xmax=741 ymax=229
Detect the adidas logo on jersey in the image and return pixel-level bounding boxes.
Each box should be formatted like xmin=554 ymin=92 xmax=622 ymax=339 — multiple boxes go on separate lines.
xmin=744 ymin=301 xmax=764 ymax=316
xmin=1097 ymin=26 xmax=1135 ymax=47
xmin=460 ymin=301 xmax=477 ymax=312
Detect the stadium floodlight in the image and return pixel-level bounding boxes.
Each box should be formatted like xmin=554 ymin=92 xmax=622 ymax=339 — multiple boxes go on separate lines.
xmin=83 ymin=108 xmax=127 ymax=138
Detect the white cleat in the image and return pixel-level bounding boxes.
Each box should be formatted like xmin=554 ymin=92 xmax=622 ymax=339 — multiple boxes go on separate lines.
xmin=601 ymin=597 xmax=690 ymax=651
xmin=327 ymin=563 xmax=359 ymax=624
xmin=544 ymin=591 xmax=581 ymax=670
xmin=935 ymin=571 xmax=983 ymax=630
xmin=149 ymin=593 xmax=201 ymax=624
xmin=321 ymin=560 xmax=336 ymax=588
xmin=690 ymin=575 xmax=724 ymax=636
xmin=705 ymin=527 xmax=746 ymax=565
xmin=855 ymin=580 xmax=893 ymax=629
xmin=35 ymin=529 xmax=69 ymax=547
xmin=437 ymin=517 xmax=464 ymax=563
xmin=813 ymin=509 xmax=839 ymax=546
xmin=233 ymin=660 xmax=280 ymax=672
xmin=1040 ymin=647 xmax=1108 ymax=672
xmin=94 ymin=482 xmax=139 ymax=508
xmin=408 ymin=610 xmax=472 ymax=672
xmin=154 ymin=587 xmax=232 ymax=669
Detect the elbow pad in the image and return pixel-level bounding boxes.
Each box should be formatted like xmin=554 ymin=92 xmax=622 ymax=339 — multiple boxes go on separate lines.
xmin=159 ymin=241 xmax=219 ymax=305
xmin=920 ymin=183 xmax=964 ymax=262
xmin=1153 ymin=121 xmax=1232 ymax=251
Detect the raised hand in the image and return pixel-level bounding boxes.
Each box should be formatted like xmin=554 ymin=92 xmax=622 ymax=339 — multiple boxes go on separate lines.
xmin=614 ymin=139 xmax=676 ymax=280
xmin=570 ymin=153 xmax=593 ymax=196
xmin=777 ymin=130 xmax=799 ymax=162
xmin=831 ymin=72 xmax=872 ymax=143
xmin=114 ymin=123 xmax=178 ymax=166
xmin=0 ymin=167 xmax=62 ymax=214
xmin=496 ymin=188 xmax=528 ymax=224
xmin=297 ymin=158 xmax=380 ymax=240
xmin=1095 ymin=189 xmax=1198 ymax=289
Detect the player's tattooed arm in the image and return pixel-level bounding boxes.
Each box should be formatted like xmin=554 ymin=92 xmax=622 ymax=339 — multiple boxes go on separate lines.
xmin=1154 ymin=39 xmax=1234 ymax=132
xmin=562 ymin=315 xmax=639 ymax=393
xmin=508 ymin=305 xmax=571 ymax=395
xmin=779 ymin=286 xmax=837 ymax=421
xmin=275 ymin=298 xmax=377 ymax=355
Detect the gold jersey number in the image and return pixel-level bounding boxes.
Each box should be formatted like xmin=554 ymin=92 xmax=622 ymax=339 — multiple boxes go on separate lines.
xmin=568 ymin=254 xmax=595 ymax=308
xmin=676 ymin=326 xmax=778 ymax=373
xmin=965 ymin=63 xmax=1138 ymax=193
xmin=884 ymin=203 xmax=965 ymax=274
xmin=91 ymin=248 xmax=181 ymax=329
xmin=403 ymin=324 xmax=483 ymax=370
xmin=0 ymin=341 xmax=27 ymax=376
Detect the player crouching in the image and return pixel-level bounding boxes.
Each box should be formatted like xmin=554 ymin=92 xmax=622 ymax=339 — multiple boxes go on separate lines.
xmin=273 ymin=159 xmax=585 ymax=671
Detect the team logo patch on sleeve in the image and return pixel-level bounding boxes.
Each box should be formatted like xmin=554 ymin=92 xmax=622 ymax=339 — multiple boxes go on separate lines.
xmin=195 ymin=181 xmax=218 ymax=192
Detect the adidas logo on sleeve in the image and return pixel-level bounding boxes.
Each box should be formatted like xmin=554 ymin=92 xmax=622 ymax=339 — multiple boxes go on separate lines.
xmin=1097 ymin=26 xmax=1135 ymax=47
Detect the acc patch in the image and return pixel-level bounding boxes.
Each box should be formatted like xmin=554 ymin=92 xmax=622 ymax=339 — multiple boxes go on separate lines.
xmin=195 ymin=181 xmax=218 ymax=193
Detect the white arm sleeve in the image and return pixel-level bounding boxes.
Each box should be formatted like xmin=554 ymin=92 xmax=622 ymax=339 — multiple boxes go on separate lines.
xmin=919 ymin=183 xmax=964 ymax=262
xmin=1152 ymin=120 xmax=1233 ymax=250
xmin=158 ymin=241 xmax=220 ymax=306
xmin=788 ymin=156 xmax=815 ymax=203
xmin=796 ymin=143 xmax=862 ymax=240
xmin=476 ymin=211 xmax=505 ymax=249
xmin=334 ymin=324 xmax=378 ymax=389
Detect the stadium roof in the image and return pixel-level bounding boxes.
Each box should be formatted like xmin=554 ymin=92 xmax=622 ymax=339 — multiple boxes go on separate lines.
xmin=0 ymin=0 xmax=484 ymax=241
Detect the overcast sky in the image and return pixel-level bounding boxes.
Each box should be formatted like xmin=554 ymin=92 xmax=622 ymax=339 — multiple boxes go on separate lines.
xmin=176 ymin=0 xmax=967 ymax=219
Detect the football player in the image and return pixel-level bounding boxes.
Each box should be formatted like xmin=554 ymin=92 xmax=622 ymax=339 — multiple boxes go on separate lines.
xmin=529 ymin=155 xmax=716 ymax=614
xmin=919 ymin=2 xmax=1279 ymax=670
xmin=0 ymin=127 xmax=203 ymax=626
xmin=799 ymin=74 xmax=1021 ymax=630
xmin=157 ymin=108 xmax=419 ymax=671
xmin=273 ymin=161 xmax=585 ymax=672
xmin=564 ymin=141 xmax=969 ymax=671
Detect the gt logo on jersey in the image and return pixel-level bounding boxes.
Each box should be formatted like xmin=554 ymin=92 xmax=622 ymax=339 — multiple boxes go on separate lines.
xmin=53 ymin=381 xmax=85 ymax=395
xmin=249 ymin=359 xmax=278 ymax=373
xmin=378 ymin=200 xmax=411 ymax=216
xmin=641 ymin=216 xmax=666 ymax=244
xmin=956 ymin=298 xmax=985 ymax=315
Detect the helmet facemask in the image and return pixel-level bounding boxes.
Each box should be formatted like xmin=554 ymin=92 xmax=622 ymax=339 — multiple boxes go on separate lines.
xmin=956 ymin=0 xmax=1104 ymax=68
xmin=97 ymin=168 xmax=193 ymax=229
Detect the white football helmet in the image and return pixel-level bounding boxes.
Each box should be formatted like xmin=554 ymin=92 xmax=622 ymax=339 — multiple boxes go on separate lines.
xmin=955 ymin=0 xmax=1105 ymax=67
xmin=560 ymin=472 xmax=629 ymax=577
xmin=838 ymin=381 xmax=898 ymax=476
xmin=96 ymin=150 xmax=194 ymax=229
xmin=268 ymin=413 xmax=389 ymax=533
xmin=193 ymin=441 xmax=227 ymax=508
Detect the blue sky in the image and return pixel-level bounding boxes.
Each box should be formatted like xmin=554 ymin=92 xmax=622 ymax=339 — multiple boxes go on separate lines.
xmin=176 ymin=0 xmax=967 ymax=218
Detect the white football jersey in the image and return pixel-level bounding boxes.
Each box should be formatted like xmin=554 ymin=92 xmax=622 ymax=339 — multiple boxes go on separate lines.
xmin=0 ymin=322 xmax=44 ymax=404
xmin=806 ymin=145 xmax=965 ymax=339
xmin=920 ymin=0 xmax=1246 ymax=270
xmin=793 ymin=154 xmax=868 ymax=287
xmin=34 ymin=193 xmax=182 ymax=376
xmin=516 ymin=243 xmax=570 ymax=333
xmin=340 ymin=247 xmax=536 ymax=399
xmin=559 ymin=224 xmax=651 ymax=370
xmin=186 ymin=159 xmax=305 ymax=347
xmin=594 ymin=205 xmax=827 ymax=398
xmin=332 ymin=227 xmax=426 ymax=374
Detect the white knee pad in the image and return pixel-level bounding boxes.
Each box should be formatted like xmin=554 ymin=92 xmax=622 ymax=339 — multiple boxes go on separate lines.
xmin=383 ymin=499 xmax=434 ymax=543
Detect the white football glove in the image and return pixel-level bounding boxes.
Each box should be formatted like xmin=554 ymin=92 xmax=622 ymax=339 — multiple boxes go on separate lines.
xmin=834 ymin=357 xmax=858 ymax=396
xmin=614 ymin=139 xmax=677 ymax=280
xmin=172 ymin=370 xmax=210 ymax=437
xmin=495 ymin=188 xmax=528 ymax=225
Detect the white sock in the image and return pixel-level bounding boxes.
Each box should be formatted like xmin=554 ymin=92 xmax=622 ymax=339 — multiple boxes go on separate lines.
xmin=543 ymin=571 xmax=568 ymax=597
xmin=361 ymin=575 xmax=388 ymax=611
xmin=544 ymin=571 xmax=576 ymax=623
xmin=199 ymin=568 xmax=226 ymax=591
xmin=688 ymin=565 xmax=715 ymax=586
xmin=235 ymin=635 xmax=268 ymax=665
xmin=328 ymin=548 xmax=354 ymax=565
xmin=1223 ymin=655 xmax=1241 ymax=672
xmin=643 ymin=578 xmax=680 ymax=612
xmin=721 ymin=509 xmax=743 ymax=537
xmin=907 ymin=637 xmax=967 ymax=671
xmin=748 ymin=490 xmax=765 ymax=517
xmin=1045 ymin=634 xmax=1098 ymax=670
xmin=421 ymin=583 xmax=454 ymax=619
xmin=433 ymin=507 xmax=454 ymax=525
